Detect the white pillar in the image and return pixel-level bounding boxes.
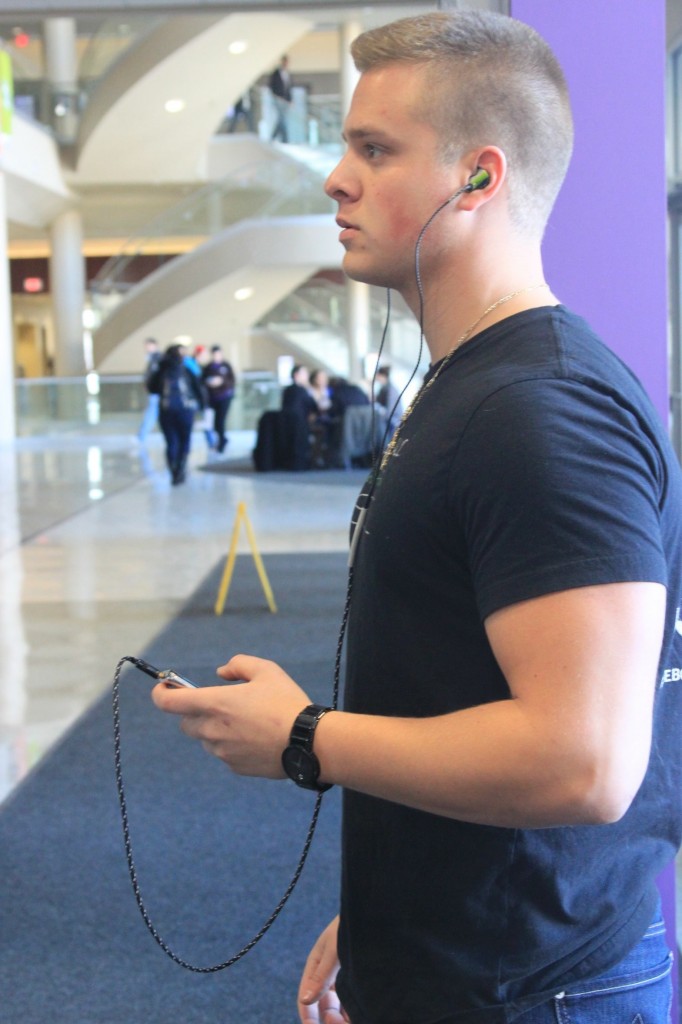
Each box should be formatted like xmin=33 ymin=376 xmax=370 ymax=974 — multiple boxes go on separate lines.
xmin=50 ymin=209 xmax=86 ymax=377
xmin=0 ymin=173 xmax=15 ymax=441
xmin=348 ymin=279 xmax=371 ymax=383
xmin=0 ymin=447 xmax=28 ymax=753
xmin=44 ymin=18 xmax=77 ymax=83
xmin=43 ymin=18 xmax=79 ymax=143
xmin=45 ymin=19 xmax=84 ymax=376
xmin=340 ymin=21 xmax=371 ymax=386
xmin=339 ymin=20 xmax=361 ymax=116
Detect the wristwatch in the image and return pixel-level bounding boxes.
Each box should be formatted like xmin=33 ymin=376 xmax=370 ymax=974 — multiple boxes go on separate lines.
xmin=281 ymin=704 xmax=333 ymax=792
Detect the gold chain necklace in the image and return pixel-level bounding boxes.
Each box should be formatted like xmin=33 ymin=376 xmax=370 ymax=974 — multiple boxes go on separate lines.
xmin=379 ymin=284 xmax=549 ymax=471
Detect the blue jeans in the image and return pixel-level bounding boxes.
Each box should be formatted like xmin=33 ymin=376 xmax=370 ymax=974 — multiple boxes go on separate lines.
xmin=518 ymin=910 xmax=674 ymax=1023
xmin=159 ymin=407 xmax=194 ymax=472
xmin=138 ymin=393 xmax=160 ymax=441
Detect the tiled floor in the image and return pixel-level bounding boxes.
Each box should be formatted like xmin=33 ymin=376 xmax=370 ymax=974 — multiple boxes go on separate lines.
xmin=2 ymin=417 xmax=681 ymax=957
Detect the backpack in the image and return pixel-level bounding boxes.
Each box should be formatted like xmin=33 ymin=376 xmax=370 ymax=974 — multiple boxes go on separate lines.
xmin=161 ymin=364 xmax=198 ymax=411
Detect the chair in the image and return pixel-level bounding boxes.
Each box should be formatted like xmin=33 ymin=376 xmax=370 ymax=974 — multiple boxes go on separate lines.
xmin=253 ymin=410 xmax=311 ymax=471
xmin=338 ymin=405 xmax=387 ymax=469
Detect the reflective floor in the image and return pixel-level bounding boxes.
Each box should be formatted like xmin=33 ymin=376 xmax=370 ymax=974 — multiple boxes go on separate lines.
xmin=0 ymin=421 xmax=359 ymax=807
xmin=2 ymin=417 xmax=681 ymax=955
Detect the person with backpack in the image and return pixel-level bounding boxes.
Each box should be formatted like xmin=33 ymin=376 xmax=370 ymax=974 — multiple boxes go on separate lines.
xmin=147 ymin=344 xmax=206 ymax=485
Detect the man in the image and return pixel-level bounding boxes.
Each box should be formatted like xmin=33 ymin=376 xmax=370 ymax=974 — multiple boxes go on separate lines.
xmin=227 ymin=90 xmax=255 ymax=133
xmin=201 ymin=344 xmax=235 ymax=454
xmin=277 ymin=364 xmax=319 ymax=470
xmin=137 ymin=337 xmax=161 ymax=442
xmin=282 ymin=364 xmax=319 ymax=422
xmin=374 ymin=364 xmax=402 ymax=437
xmin=153 ymin=11 xmax=682 ymax=1022
xmin=269 ymin=54 xmax=292 ymax=143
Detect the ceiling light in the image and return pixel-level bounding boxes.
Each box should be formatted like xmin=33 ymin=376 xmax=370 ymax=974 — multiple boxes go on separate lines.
xmin=164 ymin=98 xmax=185 ymax=114
xmin=229 ymin=40 xmax=248 ymax=55
xmin=234 ymin=287 xmax=254 ymax=301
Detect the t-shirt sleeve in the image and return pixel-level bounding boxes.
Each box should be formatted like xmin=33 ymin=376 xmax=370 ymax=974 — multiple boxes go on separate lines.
xmin=452 ymin=377 xmax=669 ymax=620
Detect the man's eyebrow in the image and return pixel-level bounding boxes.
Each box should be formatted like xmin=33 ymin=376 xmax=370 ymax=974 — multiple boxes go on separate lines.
xmin=341 ymin=126 xmax=392 ymax=143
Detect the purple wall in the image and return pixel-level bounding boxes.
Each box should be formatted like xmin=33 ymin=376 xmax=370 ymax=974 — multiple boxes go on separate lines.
xmin=512 ymin=0 xmax=668 ymax=418
xmin=512 ymin=0 xmax=677 ymax=1002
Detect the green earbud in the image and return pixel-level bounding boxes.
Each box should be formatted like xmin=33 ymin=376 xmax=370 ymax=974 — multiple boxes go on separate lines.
xmin=466 ymin=169 xmax=490 ymax=192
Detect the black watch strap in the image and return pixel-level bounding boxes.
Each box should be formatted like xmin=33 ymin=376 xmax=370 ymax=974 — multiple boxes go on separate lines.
xmin=290 ymin=703 xmax=331 ymax=746
xmin=281 ymin=703 xmax=333 ymax=792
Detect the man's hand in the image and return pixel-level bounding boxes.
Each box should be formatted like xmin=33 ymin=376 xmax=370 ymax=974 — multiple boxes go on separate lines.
xmin=151 ymin=654 xmax=311 ymax=777
xmin=298 ymin=917 xmax=348 ymax=1023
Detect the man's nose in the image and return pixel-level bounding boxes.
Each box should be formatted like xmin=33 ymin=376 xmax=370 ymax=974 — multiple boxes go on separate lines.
xmin=324 ymin=153 xmax=353 ymax=201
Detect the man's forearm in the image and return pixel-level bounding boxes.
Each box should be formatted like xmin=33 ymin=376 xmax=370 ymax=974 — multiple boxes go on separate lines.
xmin=313 ymin=699 xmax=643 ymax=829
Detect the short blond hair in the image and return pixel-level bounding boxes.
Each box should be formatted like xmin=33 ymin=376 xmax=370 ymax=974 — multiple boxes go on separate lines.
xmin=351 ymin=11 xmax=573 ymax=238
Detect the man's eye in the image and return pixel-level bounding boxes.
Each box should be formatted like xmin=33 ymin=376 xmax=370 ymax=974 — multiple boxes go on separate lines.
xmin=365 ymin=144 xmax=381 ymax=159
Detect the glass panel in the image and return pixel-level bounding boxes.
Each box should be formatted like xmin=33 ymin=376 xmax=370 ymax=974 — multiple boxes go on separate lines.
xmin=78 ymin=16 xmax=164 ymax=89
xmin=257 ymin=279 xmax=428 ymax=397
xmin=14 ymin=373 xmax=280 ymax=437
xmin=89 ymin=159 xmax=335 ymax=322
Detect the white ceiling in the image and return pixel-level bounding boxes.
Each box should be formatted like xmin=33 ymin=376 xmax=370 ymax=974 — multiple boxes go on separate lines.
xmin=75 ymin=12 xmax=314 ymax=182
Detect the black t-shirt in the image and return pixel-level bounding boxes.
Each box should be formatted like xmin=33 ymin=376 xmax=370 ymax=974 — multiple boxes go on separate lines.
xmin=336 ymin=307 xmax=682 ymax=1023
xmin=282 ymin=382 xmax=318 ymax=420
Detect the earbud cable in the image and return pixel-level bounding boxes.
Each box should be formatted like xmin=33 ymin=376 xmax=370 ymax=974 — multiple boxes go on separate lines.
xmin=112 ymin=179 xmax=474 ymax=972
xmin=112 ymin=639 xmax=344 ymax=972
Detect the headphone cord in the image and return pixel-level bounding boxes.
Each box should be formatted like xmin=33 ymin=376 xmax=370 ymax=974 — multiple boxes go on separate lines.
xmin=112 ymin=180 xmax=477 ymax=972
xmin=112 ymin=602 xmax=348 ymax=972
xmin=368 ymin=186 xmax=472 ymax=473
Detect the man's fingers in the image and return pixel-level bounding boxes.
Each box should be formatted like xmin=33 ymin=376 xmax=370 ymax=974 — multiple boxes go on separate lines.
xmin=299 ymin=917 xmax=340 ymax=1007
xmin=216 ymin=653 xmax=268 ymax=681
xmin=150 ymin=681 xmax=205 ymax=714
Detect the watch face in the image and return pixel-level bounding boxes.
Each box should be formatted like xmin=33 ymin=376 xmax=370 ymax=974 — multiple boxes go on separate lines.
xmin=282 ymin=745 xmax=318 ymax=787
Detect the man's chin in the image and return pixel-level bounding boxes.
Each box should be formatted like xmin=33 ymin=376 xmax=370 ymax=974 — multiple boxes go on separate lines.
xmin=342 ymin=256 xmax=392 ymax=289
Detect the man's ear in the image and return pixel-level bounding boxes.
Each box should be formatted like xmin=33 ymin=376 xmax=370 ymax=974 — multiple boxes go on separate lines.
xmin=457 ymin=147 xmax=506 ymax=209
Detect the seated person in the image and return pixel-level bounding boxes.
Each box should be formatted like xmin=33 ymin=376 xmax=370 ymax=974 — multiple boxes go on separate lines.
xmin=327 ymin=377 xmax=377 ymax=468
xmin=282 ymin=364 xmax=319 ymax=422
xmin=308 ymin=369 xmax=333 ymax=468
xmin=309 ymin=369 xmax=332 ymax=415
xmin=328 ymin=376 xmax=370 ymax=418
xmin=266 ymin=364 xmax=318 ymax=471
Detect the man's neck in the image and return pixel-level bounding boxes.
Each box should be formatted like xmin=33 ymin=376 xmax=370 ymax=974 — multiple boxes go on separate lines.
xmin=424 ymin=284 xmax=559 ymax=363
xmin=401 ymin=241 xmax=557 ymax=363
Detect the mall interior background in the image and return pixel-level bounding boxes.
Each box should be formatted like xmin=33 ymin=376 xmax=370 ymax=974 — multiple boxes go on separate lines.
xmin=1 ymin=0 xmax=681 ymax=1008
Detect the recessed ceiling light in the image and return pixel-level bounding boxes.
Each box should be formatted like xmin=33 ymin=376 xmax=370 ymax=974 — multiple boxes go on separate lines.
xmin=234 ymin=287 xmax=254 ymax=301
xmin=229 ymin=40 xmax=248 ymax=55
xmin=164 ymin=98 xmax=185 ymax=114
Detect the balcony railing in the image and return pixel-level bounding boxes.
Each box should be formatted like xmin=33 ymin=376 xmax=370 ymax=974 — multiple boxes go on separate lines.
xmin=14 ymin=372 xmax=280 ymax=437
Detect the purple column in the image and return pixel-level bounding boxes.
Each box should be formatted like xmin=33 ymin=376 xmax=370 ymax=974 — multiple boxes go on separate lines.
xmin=512 ymin=0 xmax=676 ymax=1008
xmin=510 ymin=0 xmax=668 ymax=409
